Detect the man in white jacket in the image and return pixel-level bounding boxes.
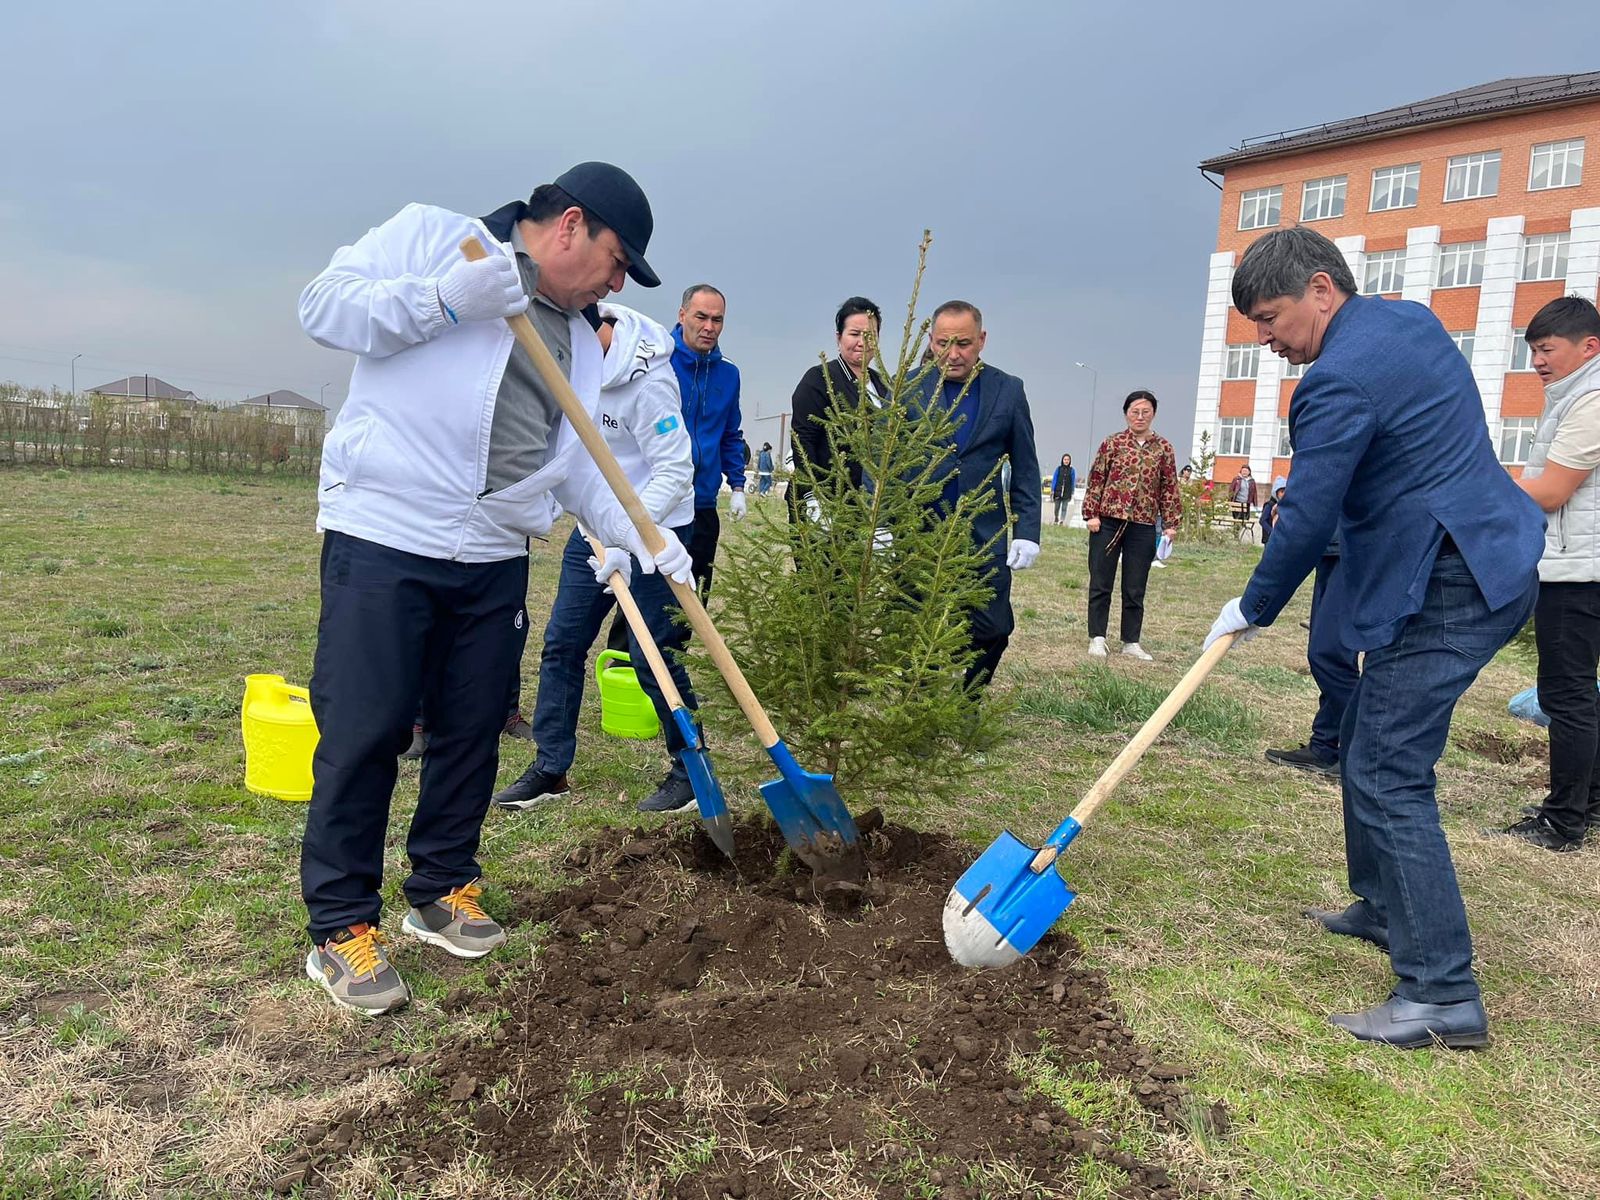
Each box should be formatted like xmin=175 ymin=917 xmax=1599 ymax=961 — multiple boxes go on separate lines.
xmin=493 ymin=302 xmax=703 ymax=815
xmin=1493 ymin=296 xmax=1600 ymax=852
xmin=296 ymin=163 xmax=691 ymax=1015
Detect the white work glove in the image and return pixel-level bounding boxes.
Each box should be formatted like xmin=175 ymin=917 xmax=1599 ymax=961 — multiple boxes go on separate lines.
xmin=435 ymin=253 xmax=528 ymax=325
xmin=588 ymin=546 xmax=631 ymax=594
xmin=872 ymin=527 xmax=893 ymax=553
xmin=803 ymin=492 xmax=831 ymax=531
xmin=729 ymin=489 xmax=747 ymax=520
xmin=623 ymin=525 xmax=694 ymax=586
xmin=1006 ymin=538 xmax=1040 ymax=571
xmin=1203 ymin=597 xmax=1260 ymax=652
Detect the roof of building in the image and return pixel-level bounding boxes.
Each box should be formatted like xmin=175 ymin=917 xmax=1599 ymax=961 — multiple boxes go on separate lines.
xmin=1200 ymin=72 xmax=1600 ymax=172
xmin=85 ymin=376 xmax=199 ymax=402
xmin=239 ymin=390 xmax=326 ymax=411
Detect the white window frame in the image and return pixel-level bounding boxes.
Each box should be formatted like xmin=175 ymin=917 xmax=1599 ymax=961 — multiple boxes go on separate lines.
xmin=1448 ymin=330 xmax=1475 ymax=366
xmin=1284 ymin=360 xmax=1306 ymax=379
xmin=1529 ymin=138 xmax=1584 ymax=191
xmin=1444 ymin=151 xmax=1500 ymax=202
xmin=1437 ymin=241 xmax=1486 ymax=288
xmin=1370 ymin=163 xmax=1420 ymax=212
xmin=1510 ymin=329 xmax=1535 ymax=373
xmin=1300 ymin=175 xmax=1348 ymax=222
xmin=1362 ymin=249 xmax=1407 ymax=295
xmin=1225 ymin=344 xmax=1261 ymax=381
xmin=1218 ymin=417 xmax=1252 ymax=457
xmin=1277 ymin=419 xmax=1293 ymax=458
xmin=1500 ymin=417 xmax=1537 ymax=465
xmin=1522 ymin=233 xmax=1570 ymax=282
xmin=1238 ymin=186 xmax=1283 ymax=231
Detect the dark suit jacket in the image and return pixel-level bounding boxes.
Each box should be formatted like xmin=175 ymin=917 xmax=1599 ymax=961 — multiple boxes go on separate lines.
xmin=909 ymin=362 xmax=1042 ymax=639
xmin=1241 ymin=294 xmax=1544 ymax=651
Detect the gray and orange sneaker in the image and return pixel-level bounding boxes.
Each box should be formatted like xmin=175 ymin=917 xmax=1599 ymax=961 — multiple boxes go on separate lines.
xmin=305 ymin=924 xmax=410 ymax=1016
xmin=400 ymin=880 xmax=506 ymax=959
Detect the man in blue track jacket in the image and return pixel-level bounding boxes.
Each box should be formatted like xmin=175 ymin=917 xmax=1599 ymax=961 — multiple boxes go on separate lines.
xmin=1204 ymin=227 xmax=1543 ymax=1050
xmin=672 ymin=284 xmax=745 ymax=599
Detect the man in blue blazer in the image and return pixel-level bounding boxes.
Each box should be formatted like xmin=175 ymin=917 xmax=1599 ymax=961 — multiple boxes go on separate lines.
xmin=917 ymin=300 xmax=1042 ymax=687
xmin=1205 ymin=227 xmax=1543 ymax=1049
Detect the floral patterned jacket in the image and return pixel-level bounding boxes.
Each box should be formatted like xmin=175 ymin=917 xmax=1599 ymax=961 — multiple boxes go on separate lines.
xmin=1080 ymin=429 xmax=1182 ymax=527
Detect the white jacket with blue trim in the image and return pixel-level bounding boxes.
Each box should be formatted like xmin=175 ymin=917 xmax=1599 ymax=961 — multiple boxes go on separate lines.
xmin=298 ymin=202 xmax=636 ymax=562
xmin=596 ymin=303 xmax=694 ymax=531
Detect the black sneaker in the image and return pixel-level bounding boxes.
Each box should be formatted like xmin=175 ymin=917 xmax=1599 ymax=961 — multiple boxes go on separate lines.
xmin=637 ymin=764 xmax=697 ymax=814
xmin=401 ymin=725 xmax=426 ymax=760
xmin=1523 ymin=803 xmax=1600 ymax=834
xmin=492 ymin=764 xmax=571 ymax=811
xmin=1486 ymin=815 xmax=1581 ymax=853
xmin=1264 ymin=744 xmax=1340 ymax=779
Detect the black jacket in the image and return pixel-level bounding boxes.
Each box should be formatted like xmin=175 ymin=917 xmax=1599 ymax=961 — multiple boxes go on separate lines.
xmin=789 ymin=358 xmax=889 ymax=500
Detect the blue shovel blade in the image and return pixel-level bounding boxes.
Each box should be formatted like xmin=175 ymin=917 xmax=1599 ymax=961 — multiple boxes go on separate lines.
xmin=671 ymin=708 xmax=735 ymax=862
xmin=942 ymin=831 xmax=1077 ymax=968
xmin=758 ymin=741 xmax=866 ymax=880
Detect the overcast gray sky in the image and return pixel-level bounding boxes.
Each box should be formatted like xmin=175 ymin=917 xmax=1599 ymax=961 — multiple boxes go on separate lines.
xmin=2 ymin=2 xmax=1591 ymax=467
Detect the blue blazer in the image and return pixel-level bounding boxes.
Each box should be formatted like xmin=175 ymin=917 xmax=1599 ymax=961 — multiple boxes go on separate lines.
xmin=1241 ymin=294 xmax=1543 ymax=652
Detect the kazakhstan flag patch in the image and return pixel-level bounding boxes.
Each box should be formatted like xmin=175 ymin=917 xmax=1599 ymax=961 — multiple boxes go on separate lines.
xmin=655 ymin=415 xmax=680 ymax=435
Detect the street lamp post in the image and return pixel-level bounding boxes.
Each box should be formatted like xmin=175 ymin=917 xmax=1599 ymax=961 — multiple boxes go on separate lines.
xmin=1074 ymin=361 xmax=1099 ymax=454
xmin=319 ymin=382 xmax=331 ymax=405
xmin=70 ymin=353 xmax=83 ymax=397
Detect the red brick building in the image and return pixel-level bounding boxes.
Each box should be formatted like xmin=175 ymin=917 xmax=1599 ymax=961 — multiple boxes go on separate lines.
xmin=1194 ymin=73 xmax=1599 ymax=485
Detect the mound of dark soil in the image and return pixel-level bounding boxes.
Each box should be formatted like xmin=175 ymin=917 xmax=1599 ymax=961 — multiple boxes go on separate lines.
xmin=301 ymin=814 xmax=1219 ymax=1199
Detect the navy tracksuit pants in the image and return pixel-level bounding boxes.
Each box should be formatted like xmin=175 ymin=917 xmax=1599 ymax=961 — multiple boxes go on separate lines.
xmin=300 ymin=531 xmax=528 ymax=944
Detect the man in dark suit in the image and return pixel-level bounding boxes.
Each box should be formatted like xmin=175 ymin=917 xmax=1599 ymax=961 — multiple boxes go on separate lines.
xmin=1205 ymin=227 xmax=1543 ymax=1050
xmin=915 ymin=300 xmax=1042 ymax=687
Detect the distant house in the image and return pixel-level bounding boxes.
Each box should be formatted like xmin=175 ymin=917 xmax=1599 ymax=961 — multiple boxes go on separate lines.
xmin=85 ymin=375 xmax=202 ymax=430
xmin=234 ymin=390 xmax=328 ymax=443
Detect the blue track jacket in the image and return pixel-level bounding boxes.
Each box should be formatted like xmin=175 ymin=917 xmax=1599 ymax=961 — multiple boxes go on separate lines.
xmin=671 ymin=325 xmax=744 ymax=508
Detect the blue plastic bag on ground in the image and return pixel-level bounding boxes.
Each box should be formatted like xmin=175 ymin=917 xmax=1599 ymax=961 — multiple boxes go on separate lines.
xmin=1508 ymin=686 xmax=1549 ymax=727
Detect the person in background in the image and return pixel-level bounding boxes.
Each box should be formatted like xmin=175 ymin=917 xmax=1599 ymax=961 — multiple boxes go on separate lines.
xmin=1080 ymin=391 xmax=1182 ymax=660
xmin=1050 ymin=453 xmax=1076 ymax=525
xmin=674 ymin=284 xmax=745 ymax=600
xmin=756 ymin=441 xmax=775 ymax=496
xmin=1230 ymin=464 xmax=1259 ymax=535
xmin=1204 ymin=225 xmax=1542 ymax=1049
xmin=1259 ymin=478 xmax=1286 ymax=544
xmin=790 ymin=296 xmax=889 ymax=525
xmin=1489 ymin=296 xmax=1600 ymax=852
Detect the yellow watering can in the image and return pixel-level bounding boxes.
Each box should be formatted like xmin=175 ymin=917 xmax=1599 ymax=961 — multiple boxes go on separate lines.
xmin=595 ymin=649 xmax=661 ymax=740
xmin=241 ymin=673 xmax=320 ymax=802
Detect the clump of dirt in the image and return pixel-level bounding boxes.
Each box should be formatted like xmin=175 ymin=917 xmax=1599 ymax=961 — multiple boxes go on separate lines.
xmin=1456 ymin=728 xmax=1541 ymax=765
xmin=302 ymin=814 xmax=1218 ymax=1199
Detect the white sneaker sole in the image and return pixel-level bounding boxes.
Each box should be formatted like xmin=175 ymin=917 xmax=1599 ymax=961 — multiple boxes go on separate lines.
xmin=493 ymin=790 xmax=568 ymax=811
xmin=304 ymin=949 xmax=408 ymax=1016
xmin=400 ymin=912 xmax=505 ymax=959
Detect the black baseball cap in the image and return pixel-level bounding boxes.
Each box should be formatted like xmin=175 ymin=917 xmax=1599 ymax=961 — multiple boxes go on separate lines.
xmin=553 ymin=161 xmax=660 ymax=288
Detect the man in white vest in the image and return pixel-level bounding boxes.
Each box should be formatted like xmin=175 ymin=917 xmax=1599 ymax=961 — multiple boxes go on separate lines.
xmin=1493 ymin=296 xmax=1600 ymax=852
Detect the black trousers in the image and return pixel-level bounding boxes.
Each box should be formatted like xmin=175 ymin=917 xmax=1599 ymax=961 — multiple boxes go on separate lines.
xmin=607 ymin=506 xmax=719 ymax=650
xmin=300 ymin=532 xmax=528 ymax=943
xmin=1534 ymin=581 xmax=1600 ymax=839
xmin=1086 ymin=518 xmax=1157 ymax=643
xmin=967 ymin=556 xmax=1015 ymax=689
xmin=1307 ymin=555 xmax=1360 ymax=761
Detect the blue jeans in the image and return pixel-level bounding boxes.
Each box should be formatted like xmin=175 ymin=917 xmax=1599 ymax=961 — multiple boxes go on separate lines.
xmin=529 ymin=525 xmax=697 ymax=774
xmin=1338 ymin=548 xmax=1537 ymax=1004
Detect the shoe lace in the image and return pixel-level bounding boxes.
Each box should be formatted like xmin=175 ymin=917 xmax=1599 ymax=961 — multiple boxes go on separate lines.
xmin=442 ymin=880 xmax=489 ymax=922
xmin=332 ymin=927 xmax=390 ymax=981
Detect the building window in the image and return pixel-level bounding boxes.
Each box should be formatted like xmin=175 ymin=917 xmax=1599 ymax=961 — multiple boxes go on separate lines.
xmin=1277 ymin=419 xmax=1293 ymax=458
xmin=1511 ymin=329 xmax=1535 ymax=372
xmin=1300 ymin=175 xmax=1347 ymax=222
xmin=1239 ymin=186 xmax=1282 ymax=231
xmin=1362 ymin=249 xmax=1407 ymax=295
xmin=1444 ymin=151 xmax=1500 ymax=201
xmin=1500 ymin=417 xmax=1537 ymax=465
xmin=1225 ymin=344 xmax=1261 ymax=380
xmin=1370 ymin=163 xmax=1420 ymax=211
xmin=1522 ymin=233 xmax=1570 ymax=282
xmin=1284 ymin=360 xmax=1306 ymax=379
xmin=1219 ymin=418 xmax=1252 ymax=456
xmin=1449 ymin=330 xmax=1476 ymax=366
xmin=1530 ymin=138 xmax=1585 ymax=191
xmin=1437 ymin=241 xmax=1486 ymax=288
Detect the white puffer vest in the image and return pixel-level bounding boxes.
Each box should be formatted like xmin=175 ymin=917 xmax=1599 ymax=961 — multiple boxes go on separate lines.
xmin=1523 ymin=353 xmax=1600 ymax=583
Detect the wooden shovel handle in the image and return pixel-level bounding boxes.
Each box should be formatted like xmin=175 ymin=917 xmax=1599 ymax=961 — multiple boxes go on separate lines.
xmin=1028 ymin=631 xmax=1240 ymax=873
xmin=459 ymin=236 xmax=780 ymax=748
xmin=583 ymin=533 xmax=686 ymax=712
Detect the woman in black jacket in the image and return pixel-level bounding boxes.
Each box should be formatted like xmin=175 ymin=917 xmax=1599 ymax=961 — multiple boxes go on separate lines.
xmin=789 ymin=296 xmax=890 ymax=522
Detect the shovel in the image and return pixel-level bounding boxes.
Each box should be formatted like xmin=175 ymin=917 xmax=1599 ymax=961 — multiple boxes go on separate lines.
xmin=459 ymin=237 xmax=866 ymax=882
xmin=583 ymin=532 xmax=735 ymax=862
xmin=943 ymin=632 xmax=1240 ymax=968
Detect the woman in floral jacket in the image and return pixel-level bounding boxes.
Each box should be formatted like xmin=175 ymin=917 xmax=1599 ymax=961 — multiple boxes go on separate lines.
xmin=1080 ymin=390 xmax=1182 ymax=660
